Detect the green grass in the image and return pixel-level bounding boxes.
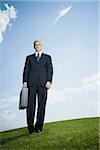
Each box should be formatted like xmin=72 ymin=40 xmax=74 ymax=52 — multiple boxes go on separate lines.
xmin=0 ymin=117 xmax=99 ymax=150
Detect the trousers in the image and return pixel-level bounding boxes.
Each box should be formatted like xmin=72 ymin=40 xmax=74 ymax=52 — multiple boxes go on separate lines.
xmin=26 ymin=75 xmax=47 ymax=131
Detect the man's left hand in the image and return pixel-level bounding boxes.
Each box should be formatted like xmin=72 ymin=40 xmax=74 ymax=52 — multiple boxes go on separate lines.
xmin=45 ymin=81 xmax=51 ymax=89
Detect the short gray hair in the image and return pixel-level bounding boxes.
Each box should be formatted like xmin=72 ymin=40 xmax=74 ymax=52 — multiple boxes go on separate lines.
xmin=33 ymin=40 xmax=42 ymax=48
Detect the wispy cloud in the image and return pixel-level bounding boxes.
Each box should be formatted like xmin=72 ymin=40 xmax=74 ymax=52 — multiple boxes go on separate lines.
xmin=48 ymin=72 xmax=99 ymax=103
xmin=0 ymin=109 xmax=25 ymax=131
xmin=64 ymin=72 xmax=100 ymax=93
xmin=52 ymin=5 xmax=72 ymax=25
xmin=0 ymin=3 xmax=17 ymax=43
xmin=0 ymin=90 xmax=26 ymax=131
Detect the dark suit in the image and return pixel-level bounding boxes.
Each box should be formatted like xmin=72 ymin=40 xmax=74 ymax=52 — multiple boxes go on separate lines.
xmin=23 ymin=53 xmax=53 ymax=132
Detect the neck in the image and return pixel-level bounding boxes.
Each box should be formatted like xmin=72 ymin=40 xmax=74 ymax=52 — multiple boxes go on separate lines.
xmin=36 ymin=50 xmax=42 ymax=52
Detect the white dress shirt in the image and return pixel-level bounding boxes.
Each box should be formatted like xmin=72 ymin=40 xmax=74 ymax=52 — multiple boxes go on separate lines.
xmin=35 ymin=51 xmax=43 ymax=58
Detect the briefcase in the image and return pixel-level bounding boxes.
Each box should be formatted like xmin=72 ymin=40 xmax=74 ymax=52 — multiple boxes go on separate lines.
xmin=19 ymin=87 xmax=28 ymax=110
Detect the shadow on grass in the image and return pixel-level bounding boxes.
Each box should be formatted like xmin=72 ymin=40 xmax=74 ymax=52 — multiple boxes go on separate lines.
xmin=0 ymin=132 xmax=28 ymax=145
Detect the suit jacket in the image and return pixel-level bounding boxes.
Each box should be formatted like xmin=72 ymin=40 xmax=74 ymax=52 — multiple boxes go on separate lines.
xmin=23 ymin=53 xmax=53 ymax=87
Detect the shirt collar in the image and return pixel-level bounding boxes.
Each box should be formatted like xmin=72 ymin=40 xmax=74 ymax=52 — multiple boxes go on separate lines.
xmin=35 ymin=50 xmax=43 ymax=57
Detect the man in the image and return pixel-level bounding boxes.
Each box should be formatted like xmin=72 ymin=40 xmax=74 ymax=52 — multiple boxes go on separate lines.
xmin=22 ymin=40 xmax=53 ymax=134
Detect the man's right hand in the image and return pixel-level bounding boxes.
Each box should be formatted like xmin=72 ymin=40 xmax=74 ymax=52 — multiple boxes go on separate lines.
xmin=23 ymin=82 xmax=27 ymax=88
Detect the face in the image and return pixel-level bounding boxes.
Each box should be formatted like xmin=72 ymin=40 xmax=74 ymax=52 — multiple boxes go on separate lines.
xmin=34 ymin=41 xmax=42 ymax=52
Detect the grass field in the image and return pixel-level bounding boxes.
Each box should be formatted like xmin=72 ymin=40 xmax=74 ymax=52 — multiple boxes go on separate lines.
xmin=0 ymin=117 xmax=99 ymax=150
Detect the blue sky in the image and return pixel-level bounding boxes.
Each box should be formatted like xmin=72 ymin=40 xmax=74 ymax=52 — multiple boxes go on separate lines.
xmin=0 ymin=0 xmax=99 ymax=131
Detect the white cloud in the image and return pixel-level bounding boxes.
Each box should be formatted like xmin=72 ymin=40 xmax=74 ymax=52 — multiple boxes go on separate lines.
xmin=0 ymin=111 xmax=16 ymax=122
xmin=0 ymin=3 xmax=17 ymax=43
xmin=0 ymin=91 xmax=26 ymax=131
xmin=0 ymin=89 xmax=19 ymax=111
xmin=48 ymin=72 xmax=99 ymax=104
xmin=48 ymin=88 xmax=66 ymax=104
xmin=64 ymin=72 xmax=99 ymax=93
xmin=0 ymin=110 xmax=26 ymax=131
xmin=81 ymin=72 xmax=100 ymax=90
xmin=52 ymin=5 xmax=72 ymax=25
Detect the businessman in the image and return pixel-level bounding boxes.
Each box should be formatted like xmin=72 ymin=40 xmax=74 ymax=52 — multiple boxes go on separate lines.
xmin=22 ymin=40 xmax=53 ymax=134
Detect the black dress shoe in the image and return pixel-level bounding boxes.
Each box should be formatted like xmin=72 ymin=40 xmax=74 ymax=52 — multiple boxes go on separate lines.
xmin=29 ymin=129 xmax=34 ymax=134
xmin=29 ymin=130 xmax=33 ymax=134
xmin=37 ymin=130 xmax=42 ymax=134
xmin=34 ymin=129 xmax=42 ymax=134
xmin=28 ymin=126 xmax=34 ymax=134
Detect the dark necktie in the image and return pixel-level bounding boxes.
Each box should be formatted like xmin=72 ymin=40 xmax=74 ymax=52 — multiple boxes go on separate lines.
xmin=37 ymin=53 xmax=40 ymax=62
